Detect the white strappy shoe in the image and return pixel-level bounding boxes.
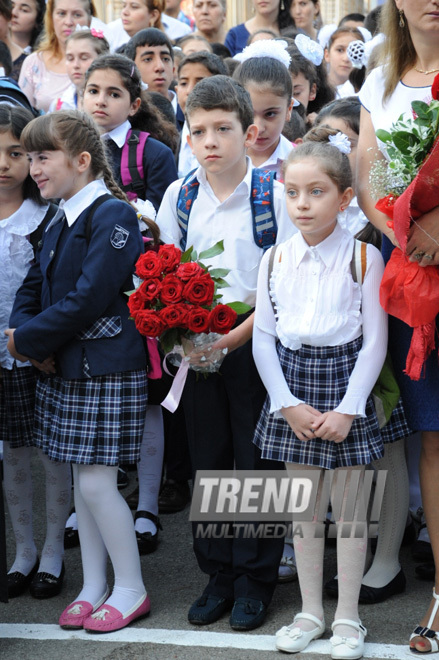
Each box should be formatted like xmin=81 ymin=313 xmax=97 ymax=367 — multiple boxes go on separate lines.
xmin=410 ymin=588 xmax=439 ymax=654
xmin=330 ymin=619 xmax=367 ymax=659
xmin=275 ymin=612 xmax=325 ymax=653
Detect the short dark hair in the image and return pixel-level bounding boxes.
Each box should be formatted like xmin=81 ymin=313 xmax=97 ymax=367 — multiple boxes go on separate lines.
xmin=233 ymin=55 xmax=293 ymax=102
xmin=177 ymin=51 xmax=227 ymax=77
xmin=185 ymin=75 xmax=253 ymax=132
xmin=338 ymin=12 xmax=365 ymax=26
xmin=124 ymin=27 xmax=174 ymax=62
xmin=315 ymin=96 xmax=361 ymax=135
xmin=0 ymin=39 xmax=12 ymax=75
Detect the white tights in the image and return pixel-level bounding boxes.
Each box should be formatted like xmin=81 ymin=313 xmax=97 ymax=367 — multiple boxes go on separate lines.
xmin=72 ymin=463 xmax=145 ymax=612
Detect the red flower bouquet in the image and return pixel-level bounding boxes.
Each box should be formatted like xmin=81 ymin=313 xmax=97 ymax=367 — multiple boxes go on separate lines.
xmin=128 ymin=241 xmax=251 ymax=395
xmin=371 ymin=74 xmax=439 ymax=380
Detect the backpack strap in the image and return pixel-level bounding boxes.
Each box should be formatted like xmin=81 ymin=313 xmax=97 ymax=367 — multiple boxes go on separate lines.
xmin=176 ymin=168 xmax=200 ymax=251
xmin=29 ymin=202 xmax=58 ymax=255
xmin=251 ymin=168 xmax=278 ymax=251
xmin=120 ymin=129 xmax=150 ymax=202
xmin=350 ymin=239 xmax=368 ymax=285
xmin=84 ymin=194 xmax=114 ymax=244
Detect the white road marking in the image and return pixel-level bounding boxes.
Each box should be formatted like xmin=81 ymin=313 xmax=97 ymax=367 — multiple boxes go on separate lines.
xmin=0 ymin=624 xmax=412 ymax=658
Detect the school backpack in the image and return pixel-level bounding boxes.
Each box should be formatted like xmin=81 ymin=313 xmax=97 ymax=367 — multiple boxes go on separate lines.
xmin=0 ymin=76 xmax=39 ymax=116
xmin=119 ymin=128 xmax=150 ymax=202
xmin=176 ymin=167 xmax=278 ymax=252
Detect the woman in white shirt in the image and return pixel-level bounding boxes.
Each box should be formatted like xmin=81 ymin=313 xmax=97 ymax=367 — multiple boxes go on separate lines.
xmin=253 ymin=139 xmax=387 ymax=658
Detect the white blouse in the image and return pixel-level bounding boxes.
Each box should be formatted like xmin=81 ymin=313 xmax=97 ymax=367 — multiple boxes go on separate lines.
xmin=0 ymin=200 xmax=49 ymax=369
xmin=253 ymin=222 xmax=387 ymax=417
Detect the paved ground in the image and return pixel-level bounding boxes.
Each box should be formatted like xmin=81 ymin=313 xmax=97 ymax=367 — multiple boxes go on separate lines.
xmin=0 ymin=452 xmax=433 ymax=660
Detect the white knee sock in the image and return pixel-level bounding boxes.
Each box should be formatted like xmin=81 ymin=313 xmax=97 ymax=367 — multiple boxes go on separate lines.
xmin=38 ymin=451 xmax=71 ymax=576
xmin=3 ymin=445 xmax=37 ymax=575
xmin=362 ymin=439 xmax=409 ymax=588
xmin=75 ymin=464 xmax=146 ymax=613
xmin=135 ymin=405 xmax=164 ymax=536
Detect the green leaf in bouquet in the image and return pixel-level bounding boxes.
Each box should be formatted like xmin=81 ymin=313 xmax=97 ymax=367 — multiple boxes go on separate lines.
xmin=412 ymin=100 xmax=431 ymax=119
xmin=199 ymin=240 xmax=224 ymax=260
xmin=181 ymin=245 xmax=194 ymax=263
xmin=227 ymin=301 xmax=253 ymax=314
xmin=214 ymin=278 xmax=231 ymax=288
xmin=191 ymin=248 xmax=198 ymax=262
xmin=376 ymin=129 xmax=392 ymax=143
xmin=392 ymin=131 xmax=419 ymax=154
xmin=160 ymin=327 xmax=180 ymax=355
xmin=209 ymin=268 xmax=230 ymax=278
xmin=125 ymin=289 xmax=136 ymax=297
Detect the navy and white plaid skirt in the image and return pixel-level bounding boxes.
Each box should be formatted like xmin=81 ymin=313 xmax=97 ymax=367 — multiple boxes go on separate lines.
xmin=0 ymin=365 xmax=36 ymax=448
xmin=254 ymin=338 xmax=384 ymax=470
xmin=380 ymin=398 xmax=411 ymax=444
xmin=34 ymin=369 xmax=147 ymax=465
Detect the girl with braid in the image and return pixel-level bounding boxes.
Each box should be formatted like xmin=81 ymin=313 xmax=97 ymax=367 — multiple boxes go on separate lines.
xmin=5 ymin=110 xmax=154 ymax=634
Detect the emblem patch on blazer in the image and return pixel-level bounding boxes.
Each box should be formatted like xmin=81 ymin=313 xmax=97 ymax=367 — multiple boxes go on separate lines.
xmin=110 ymin=225 xmax=130 ymax=249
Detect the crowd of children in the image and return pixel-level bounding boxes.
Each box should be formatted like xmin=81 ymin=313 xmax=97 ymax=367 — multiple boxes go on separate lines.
xmin=1 ymin=0 xmax=438 ymax=656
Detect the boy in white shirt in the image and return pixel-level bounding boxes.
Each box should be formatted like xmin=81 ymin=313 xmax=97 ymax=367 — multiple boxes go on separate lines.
xmin=156 ymin=75 xmax=294 ymax=631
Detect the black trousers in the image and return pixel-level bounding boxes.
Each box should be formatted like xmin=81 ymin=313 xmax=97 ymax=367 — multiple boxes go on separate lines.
xmin=182 ymin=339 xmax=284 ymax=605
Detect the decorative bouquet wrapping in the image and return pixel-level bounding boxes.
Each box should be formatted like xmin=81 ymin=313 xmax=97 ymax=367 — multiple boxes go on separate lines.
xmin=128 ymin=241 xmax=251 ymax=409
xmin=370 ymin=74 xmax=439 ymax=380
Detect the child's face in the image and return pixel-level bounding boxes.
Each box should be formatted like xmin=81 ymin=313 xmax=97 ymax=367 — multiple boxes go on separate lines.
xmin=246 ymin=83 xmax=291 ymax=160
xmin=284 ymin=158 xmax=352 ymax=245
xmin=324 ymin=35 xmax=356 ymax=86
xmin=319 ymin=117 xmax=358 ymax=183
xmin=0 ymin=130 xmax=29 ymax=195
xmin=83 ymin=69 xmax=141 ymax=134
xmin=187 ymin=107 xmax=257 ymax=180
xmin=28 ymin=149 xmax=84 ymax=200
xmin=180 ymin=38 xmax=210 ymax=56
xmin=121 ymin=0 xmax=158 ymax=37
xmin=291 ymin=72 xmax=316 ymax=112
xmin=66 ymin=39 xmax=99 ymax=90
xmin=176 ymin=62 xmax=212 ymax=113
xmin=134 ymin=43 xmax=174 ymax=97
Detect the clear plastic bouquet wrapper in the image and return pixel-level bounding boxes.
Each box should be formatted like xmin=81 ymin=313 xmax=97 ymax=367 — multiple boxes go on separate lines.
xmin=370 ymin=73 xmax=439 ymax=380
xmin=128 ymin=241 xmax=251 ymax=409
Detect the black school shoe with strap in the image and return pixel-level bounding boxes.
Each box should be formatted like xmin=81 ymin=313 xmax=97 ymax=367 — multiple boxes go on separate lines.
xmin=7 ymin=558 xmax=39 ymax=598
xmin=30 ymin=562 xmax=65 ymax=599
xmin=135 ymin=511 xmax=162 ymax=555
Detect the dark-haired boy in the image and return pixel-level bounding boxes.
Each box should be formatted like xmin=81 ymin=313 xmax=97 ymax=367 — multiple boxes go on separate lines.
xmin=156 ymin=76 xmax=295 ymax=631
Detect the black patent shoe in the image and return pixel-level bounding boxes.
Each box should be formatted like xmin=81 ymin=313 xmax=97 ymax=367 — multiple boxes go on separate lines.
xmin=30 ymin=562 xmax=65 ymax=599
xmin=135 ymin=511 xmax=162 ymax=555
xmin=7 ymin=558 xmax=39 ymax=598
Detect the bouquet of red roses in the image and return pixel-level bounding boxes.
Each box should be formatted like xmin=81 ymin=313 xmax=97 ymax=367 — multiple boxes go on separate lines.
xmin=371 ymin=74 xmax=439 ymax=380
xmin=128 ymin=241 xmax=251 ymax=381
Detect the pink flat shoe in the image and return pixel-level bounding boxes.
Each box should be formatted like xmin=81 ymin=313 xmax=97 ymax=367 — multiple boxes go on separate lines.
xmin=59 ymin=590 xmax=110 ymax=629
xmin=84 ymin=593 xmax=150 ymax=633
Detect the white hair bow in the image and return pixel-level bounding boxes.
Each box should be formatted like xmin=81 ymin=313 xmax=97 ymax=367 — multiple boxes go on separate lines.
xmin=234 ymin=39 xmax=291 ymax=68
xmin=295 ymin=34 xmax=324 ymax=66
xmin=328 ymin=132 xmax=351 ymax=154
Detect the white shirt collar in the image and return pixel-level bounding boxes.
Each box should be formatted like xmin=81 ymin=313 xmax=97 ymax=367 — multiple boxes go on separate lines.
xmin=258 ymin=134 xmax=293 ymax=170
xmin=168 ymin=89 xmax=177 ymax=113
xmin=295 ymin=221 xmax=347 ymax=268
xmin=196 ymin=156 xmax=253 ymax=198
xmin=101 ymin=120 xmax=131 ymax=149
xmin=48 ymin=180 xmax=110 ymax=229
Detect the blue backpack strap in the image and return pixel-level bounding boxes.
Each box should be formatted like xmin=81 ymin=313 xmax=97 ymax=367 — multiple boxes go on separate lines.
xmin=251 ymin=168 xmax=277 ymax=251
xmin=176 ymin=168 xmax=200 ymax=250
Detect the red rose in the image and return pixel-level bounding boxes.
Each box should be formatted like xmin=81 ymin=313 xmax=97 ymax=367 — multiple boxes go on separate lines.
xmin=176 ymin=262 xmax=204 ymax=281
xmin=135 ymin=310 xmax=165 ymax=337
xmin=375 ymin=194 xmax=396 ymax=220
xmin=182 ymin=272 xmax=215 ymax=307
xmin=127 ymin=289 xmax=146 ymax=318
xmin=158 ymin=244 xmax=182 ymax=273
xmin=160 ymin=274 xmax=184 ymax=304
xmin=159 ymin=303 xmax=189 ymax=329
xmin=138 ymin=278 xmax=161 ymax=303
xmin=209 ymin=304 xmax=237 ymax=334
xmin=432 ymin=73 xmax=439 ymax=101
xmin=136 ymin=251 xmax=163 ymax=279
xmin=186 ymin=306 xmax=210 ymax=333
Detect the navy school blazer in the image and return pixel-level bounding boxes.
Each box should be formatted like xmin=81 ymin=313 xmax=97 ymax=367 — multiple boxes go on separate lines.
xmin=11 ymin=196 xmax=147 ymax=380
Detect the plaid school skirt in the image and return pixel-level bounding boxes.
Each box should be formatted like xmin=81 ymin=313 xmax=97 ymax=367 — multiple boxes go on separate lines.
xmin=380 ymin=399 xmax=411 ymax=443
xmin=0 ymin=365 xmax=36 ymax=448
xmin=33 ymin=369 xmax=147 ymax=465
xmin=254 ymin=337 xmax=384 ymax=470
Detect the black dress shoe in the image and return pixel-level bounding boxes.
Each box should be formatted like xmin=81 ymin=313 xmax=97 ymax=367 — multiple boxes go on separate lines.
xmin=7 ymin=558 xmax=39 ymax=599
xmin=158 ymin=479 xmax=190 ymax=513
xmin=229 ymin=597 xmax=267 ymax=631
xmin=135 ymin=510 xmax=162 ymax=555
xmin=64 ymin=527 xmax=79 ymax=549
xmin=30 ymin=563 xmax=65 ymax=599
xmin=188 ymin=594 xmax=233 ymax=625
xmin=416 ymin=562 xmax=435 ymax=581
xmin=325 ymin=569 xmax=406 ymax=604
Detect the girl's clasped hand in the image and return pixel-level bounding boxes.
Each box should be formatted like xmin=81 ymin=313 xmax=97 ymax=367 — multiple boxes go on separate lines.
xmin=282 ymin=404 xmax=355 ymax=443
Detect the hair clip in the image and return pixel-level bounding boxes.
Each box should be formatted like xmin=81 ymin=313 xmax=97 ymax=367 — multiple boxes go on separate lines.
xmin=75 ymin=23 xmax=90 ymax=32
xmin=347 ymin=40 xmax=366 ymax=69
xmin=234 ymin=39 xmax=292 ymax=68
xmin=141 ymin=81 xmax=149 ymax=90
xmin=90 ymin=27 xmax=105 ymax=39
xmin=130 ymin=63 xmax=135 ymax=77
xmin=328 ymin=132 xmax=351 ymax=154
xmin=317 ymin=23 xmax=337 ymax=50
xmin=295 ymin=34 xmax=324 ymax=66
